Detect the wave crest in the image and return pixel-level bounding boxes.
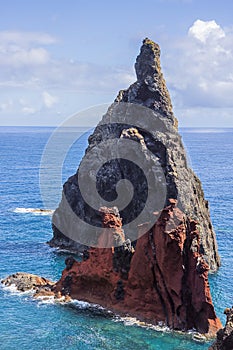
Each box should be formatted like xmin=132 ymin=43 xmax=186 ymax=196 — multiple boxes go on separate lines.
xmin=13 ymin=207 xmax=54 ymax=215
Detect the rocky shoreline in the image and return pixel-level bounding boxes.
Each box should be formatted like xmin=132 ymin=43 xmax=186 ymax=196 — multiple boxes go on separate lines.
xmin=2 ymin=202 xmax=222 ymax=337
xmin=2 ymin=272 xmax=231 ymax=347
xmin=0 ymin=272 xmax=218 ymax=344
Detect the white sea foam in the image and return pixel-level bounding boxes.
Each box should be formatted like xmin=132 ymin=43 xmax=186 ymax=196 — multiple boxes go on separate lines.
xmin=114 ymin=315 xmax=170 ymax=332
xmin=1 ymin=283 xmax=208 ymax=342
xmin=36 ymin=295 xmax=57 ymax=305
xmin=1 ymin=282 xmax=34 ymax=296
xmin=37 ymin=296 xmax=109 ymax=311
xmin=114 ymin=315 xmax=208 ymax=342
xmin=190 ymin=332 xmax=207 ymax=343
xmin=71 ymin=299 xmax=113 ymax=314
xmin=13 ymin=207 xmax=54 ymax=215
xmin=1 ymin=283 xmax=19 ymax=294
xmin=52 ymin=247 xmax=78 ymax=255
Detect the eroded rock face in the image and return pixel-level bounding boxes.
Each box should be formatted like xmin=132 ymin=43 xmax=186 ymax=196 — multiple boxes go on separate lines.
xmin=50 ymin=38 xmax=220 ymax=273
xmin=53 ymin=201 xmax=221 ymax=336
xmin=209 ymin=307 xmax=233 ymax=350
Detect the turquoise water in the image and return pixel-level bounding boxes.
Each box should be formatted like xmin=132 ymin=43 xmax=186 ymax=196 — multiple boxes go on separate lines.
xmin=0 ymin=126 xmax=232 ymax=350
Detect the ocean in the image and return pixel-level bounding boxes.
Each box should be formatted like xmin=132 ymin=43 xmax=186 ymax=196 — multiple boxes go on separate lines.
xmin=0 ymin=126 xmax=232 ymax=350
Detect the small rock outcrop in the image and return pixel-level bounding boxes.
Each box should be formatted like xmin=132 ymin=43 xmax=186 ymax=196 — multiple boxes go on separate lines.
xmin=50 ymin=38 xmax=220 ymax=273
xmin=1 ymin=273 xmax=72 ymax=301
xmin=1 ymin=272 xmax=54 ymax=295
xmin=209 ymin=307 xmax=233 ymax=350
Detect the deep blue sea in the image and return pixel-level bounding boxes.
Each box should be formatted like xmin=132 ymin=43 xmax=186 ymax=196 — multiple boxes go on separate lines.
xmin=0 ymin=126 xmax=232 ymax=350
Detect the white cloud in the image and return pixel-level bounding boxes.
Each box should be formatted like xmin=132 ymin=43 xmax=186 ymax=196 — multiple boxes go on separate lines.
xmin=0 ymin=99 xmax=13 ymax=112
xmin=22 ymin=106 xmax=36 ymax=114
xmin=19 ymin=98 xmax=26 ymax=105
xmin=188 ymin=19 xmax=225 ymax=43
xmin=164 ymin=19 xmax=233 ymax=111
xmin=0 ymin=30 xmax=54 ymax=68
xmin=42 ymin=91 xmax=58 ymax=108
xmin=1 ymin=23 xmax=232 ymax=127
xmin=0 ymin=29 xmax=136 ymax=101
xmin=0 ymin=47 xmax=50 ymax=67
xmin=0 ymin=31 xmax=57 ymax=47
xmin=115 ymin=71 xmax=135 ymax=86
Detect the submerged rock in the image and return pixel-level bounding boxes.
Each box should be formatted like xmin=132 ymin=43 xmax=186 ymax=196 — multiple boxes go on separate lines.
xmin=209 ymin=307 xmax=233 ymax=349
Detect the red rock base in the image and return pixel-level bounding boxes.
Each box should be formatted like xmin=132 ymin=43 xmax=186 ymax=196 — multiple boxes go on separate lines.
xmin=54 ymin=201 xmax=222 ymax=336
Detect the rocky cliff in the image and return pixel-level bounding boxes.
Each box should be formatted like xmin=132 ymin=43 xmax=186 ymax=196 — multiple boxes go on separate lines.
xmin=50 ymin=38 xmax=220 ymax=273
xmin=209 ymin=307 xmax=233 ymax=349
xmin=53 ymin=202 xmax=221 ymax=335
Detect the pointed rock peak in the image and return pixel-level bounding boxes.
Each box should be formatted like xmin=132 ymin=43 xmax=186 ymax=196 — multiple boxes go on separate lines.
xmin=135 ymin=38 xmax=161 ymax=82
xmin=115 ymin=38 xmax=176 ymax=125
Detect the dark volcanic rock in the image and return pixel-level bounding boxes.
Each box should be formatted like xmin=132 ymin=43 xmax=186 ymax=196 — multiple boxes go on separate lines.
xmin=50 ymin=38 xmax=220 ymax=273
xmin=116 ymin=38 xmax=174 ymax=120
xmin=209 ymin=307 xmax=233 ymax=350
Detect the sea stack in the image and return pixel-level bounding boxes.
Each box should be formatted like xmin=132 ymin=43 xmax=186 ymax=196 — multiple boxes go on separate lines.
xmin=50 ymin=38 xmax=220 ymax=272
xmin=45 ymin=38 xmax=222 ymax=334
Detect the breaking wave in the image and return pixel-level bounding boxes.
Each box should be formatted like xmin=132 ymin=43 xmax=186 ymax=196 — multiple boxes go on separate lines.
xmin=13 ymin=207 xmax=54 ymax=215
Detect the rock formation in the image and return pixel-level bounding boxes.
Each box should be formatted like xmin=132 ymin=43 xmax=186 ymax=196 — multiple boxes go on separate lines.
xmin=209 ymin=307 xmax=233 ymax=349
xmin=53 ymin=201 xmax=221 ymax=335
xmin=50 ymin=38 xmax=220 ymax=273
xmin=3 ymin=38 xmax=222 ymax=336
xmin=2 ymin=272 xmax=54 ymax=294
xmin=1 ymin=273 xmax=70 ymax=301
xmin=2 ymin=203 xmax=222 ymax=335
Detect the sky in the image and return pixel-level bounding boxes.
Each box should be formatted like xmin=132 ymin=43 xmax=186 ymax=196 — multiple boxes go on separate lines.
xmin=1 ymin=0 xmax=233 ymax=127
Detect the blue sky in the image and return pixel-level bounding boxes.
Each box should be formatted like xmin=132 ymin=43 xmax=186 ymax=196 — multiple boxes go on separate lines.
xmin=1 ymin=0 xmax=233 ymax=126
